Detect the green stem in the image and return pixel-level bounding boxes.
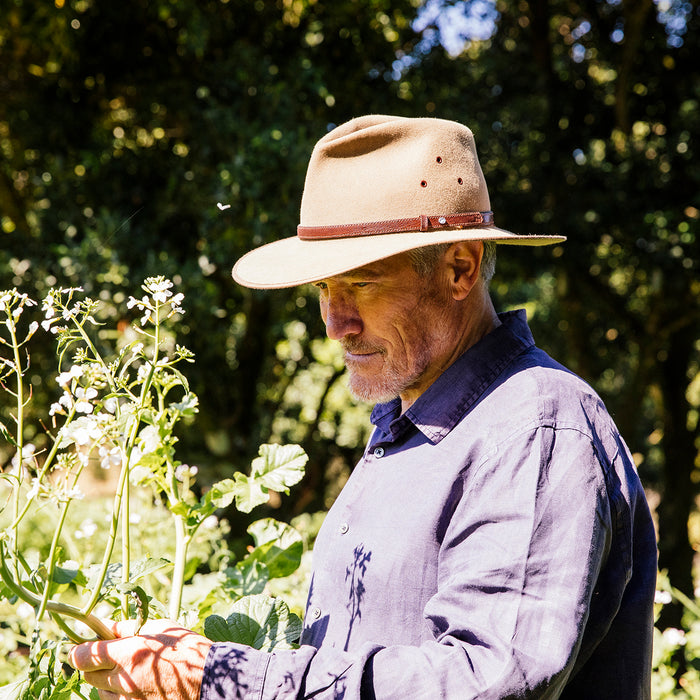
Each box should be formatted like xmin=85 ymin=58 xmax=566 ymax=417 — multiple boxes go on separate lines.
xmin=671 ymin=585 xmax=700 ymax=620
xmin=35 ymin=499 xmax=72 ymax=623
xmin=73 ymin=319 xmax=119 ymax=397
xmin=83 ymin=312 xmax=160 ymax=618
xmin=8 ymin=321 xmax=24 ymax=563
xmin=35 ymin=462 xmax=86 ymax=626
xmin=8 ymin=406 xmax=78 ymax=531
xmin=81 ymin=435 xmax=133 ymax=617
xmin=0 ymin=540 xmax=115 ymax=642
xmin=169 ymin=514 xmax=189 ymax=621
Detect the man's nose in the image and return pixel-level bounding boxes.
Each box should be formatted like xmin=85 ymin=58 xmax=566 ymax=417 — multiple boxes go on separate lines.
xmin=322 ymin=293 xmax=362 ymax=340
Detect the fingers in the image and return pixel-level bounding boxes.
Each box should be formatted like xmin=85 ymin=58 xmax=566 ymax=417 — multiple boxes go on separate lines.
xmin=70 ymin=638 xmax=118 ymax=672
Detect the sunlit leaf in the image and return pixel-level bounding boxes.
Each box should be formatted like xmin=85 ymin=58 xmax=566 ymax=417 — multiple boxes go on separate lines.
xmin=203 ymin=594 xmax=301 ymax=650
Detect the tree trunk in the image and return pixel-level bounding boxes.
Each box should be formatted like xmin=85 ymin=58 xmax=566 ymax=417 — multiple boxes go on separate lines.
xmin=656 ymin=322 xmax=699 ymax=629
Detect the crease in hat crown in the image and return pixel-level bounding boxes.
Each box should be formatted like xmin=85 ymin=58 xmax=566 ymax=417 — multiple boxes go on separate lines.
xmin=232 ymin=114 xmax=565 ymax=289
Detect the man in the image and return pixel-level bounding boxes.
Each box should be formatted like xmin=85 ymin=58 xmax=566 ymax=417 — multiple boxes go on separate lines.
xmin=71 ymin=115 xmax=657 ymax=698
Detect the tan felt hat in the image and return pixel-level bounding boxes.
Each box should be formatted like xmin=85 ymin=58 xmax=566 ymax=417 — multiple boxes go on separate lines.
xmin=232 ymin=114 xmax=566 ymax=289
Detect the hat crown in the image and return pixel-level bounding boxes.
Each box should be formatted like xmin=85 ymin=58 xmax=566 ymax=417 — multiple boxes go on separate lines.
xmin=300 ymin=115 xmax=491 ymax=226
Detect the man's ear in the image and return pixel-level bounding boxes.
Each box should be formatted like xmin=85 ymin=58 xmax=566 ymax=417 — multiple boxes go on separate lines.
xmin=444 ymin=241 xmax=483 ymax=300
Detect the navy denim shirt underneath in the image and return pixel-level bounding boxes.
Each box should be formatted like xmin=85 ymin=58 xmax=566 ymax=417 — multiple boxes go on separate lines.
xmin=201 ymin=310 xmax=657 ymax=700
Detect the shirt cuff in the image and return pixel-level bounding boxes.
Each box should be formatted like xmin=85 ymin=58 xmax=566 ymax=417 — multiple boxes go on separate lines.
xmin=200 ymin=642 xmax=271 ymax=700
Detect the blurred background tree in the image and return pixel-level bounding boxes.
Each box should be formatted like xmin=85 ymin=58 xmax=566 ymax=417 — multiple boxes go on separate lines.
xmin=1 ymin=0 xmax=698 ymax=630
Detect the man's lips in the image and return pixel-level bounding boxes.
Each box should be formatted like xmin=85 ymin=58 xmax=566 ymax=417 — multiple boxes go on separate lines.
xmin=342 ymin=343 xmax=384 ymax=364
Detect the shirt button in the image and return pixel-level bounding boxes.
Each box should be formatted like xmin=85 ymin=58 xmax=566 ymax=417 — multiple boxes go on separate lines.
xmin=310 ymin=606 xmax=322 ymax=620
xmin=373 ymin=446 xmax=385 ymax=458
xmin=339 ymin=522 xmax=349 ymax=535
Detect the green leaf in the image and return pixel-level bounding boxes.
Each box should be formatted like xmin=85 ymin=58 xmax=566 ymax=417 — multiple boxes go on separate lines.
xmin=86 ymin=557 xmax=171 ymax=596
xmin=170 ymin=391 xmax=198 ymax=416
xmin=232 ymin=472 xmax=268 ymax=514
xmin=129 ymin=557 xmax=172 ymax=582
xmin=0 ymin=678 xmax=29 ymax=700
xmin=206 ymin=478 xmax=238 ymax=509
xmin=203 ymin=594 xmax=302 ymax=651
xmin=0 ymin=418 xmax=16 ymax=446
xmin=202 ymin=614 xmax=231 ymax=643
xmin=52 ymin=563 xmax=88 ymax=588
xmin=225 ymin=558 xmax=269 ymax=596
xmin=244 ymin=519 xmax=303 ymax=579
xmin=251 ymin=444 xmax=307 ymax=494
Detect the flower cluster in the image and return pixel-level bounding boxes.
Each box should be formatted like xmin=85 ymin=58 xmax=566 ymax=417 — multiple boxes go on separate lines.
xmin=40 ymin=286 xmax=87 ymax=334
xmin=0 ymin=289 xmax=38 ymax=355
xmin=127 ymin=276 xmax=185 ymax=326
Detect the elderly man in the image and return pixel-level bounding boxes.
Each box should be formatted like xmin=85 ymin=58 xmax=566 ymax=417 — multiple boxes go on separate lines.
xmin=71 ymin=115 xmax=657 ymax=699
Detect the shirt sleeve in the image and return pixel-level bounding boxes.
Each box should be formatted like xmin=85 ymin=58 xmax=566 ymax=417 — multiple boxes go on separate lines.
xmin=199 ymin=423 xmax=624 ymax=700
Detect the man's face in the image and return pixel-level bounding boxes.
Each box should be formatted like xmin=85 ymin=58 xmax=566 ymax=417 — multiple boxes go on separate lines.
xmin=315 ymin=252 xmax=458 ymax=406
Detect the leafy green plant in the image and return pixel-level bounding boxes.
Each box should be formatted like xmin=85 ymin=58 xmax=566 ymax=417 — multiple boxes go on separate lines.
xmin=0 ymin=279 xmax=307 ymax=699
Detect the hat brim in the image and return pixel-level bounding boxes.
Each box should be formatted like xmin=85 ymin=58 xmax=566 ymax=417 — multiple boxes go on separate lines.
xmin=232 ymin=227 xmax=566 ymax=289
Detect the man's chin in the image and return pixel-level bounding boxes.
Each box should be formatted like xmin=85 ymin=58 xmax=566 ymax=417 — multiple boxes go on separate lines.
xmin=347 ymin=375 xmax=402 ymax=405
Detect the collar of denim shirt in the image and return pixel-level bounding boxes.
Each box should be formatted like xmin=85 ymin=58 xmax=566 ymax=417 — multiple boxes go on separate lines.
xmin=368 ymin=309 xmax=535 ymax=447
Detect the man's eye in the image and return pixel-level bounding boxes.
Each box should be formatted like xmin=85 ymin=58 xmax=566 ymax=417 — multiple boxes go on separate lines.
xmin=314 ymin=282 xmax=328 ymax=291
xmin=353 ymin=282 xmax=370 ymax=288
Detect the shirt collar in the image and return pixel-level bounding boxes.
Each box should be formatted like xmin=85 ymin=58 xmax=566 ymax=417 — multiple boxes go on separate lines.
xmin=369 ymin=309 xmax=535 ymax=445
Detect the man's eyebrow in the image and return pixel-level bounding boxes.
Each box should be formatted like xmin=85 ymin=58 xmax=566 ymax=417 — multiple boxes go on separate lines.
xmin=336 ymin=266 xmax=384 ymax=281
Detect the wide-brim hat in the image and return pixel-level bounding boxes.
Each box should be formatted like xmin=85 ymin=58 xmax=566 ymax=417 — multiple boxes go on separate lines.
xmin=232 ymin=115 xmax=565 ymax=289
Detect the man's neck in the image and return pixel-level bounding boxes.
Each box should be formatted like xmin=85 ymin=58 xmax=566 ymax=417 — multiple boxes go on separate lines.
xmin=399 ymin=291 xmax=500 ymax=413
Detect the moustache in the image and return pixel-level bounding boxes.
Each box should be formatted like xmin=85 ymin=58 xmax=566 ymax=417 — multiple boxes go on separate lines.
xmin=341 ymin=340 xmax=385 ymax=355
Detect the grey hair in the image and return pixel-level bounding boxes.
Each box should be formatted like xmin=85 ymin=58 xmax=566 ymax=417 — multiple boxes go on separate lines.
xmin=408 ymin=240 xmax=497 ymax=285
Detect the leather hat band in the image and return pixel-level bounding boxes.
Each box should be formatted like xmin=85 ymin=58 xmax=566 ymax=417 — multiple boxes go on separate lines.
xmin=297 ymin=211 xmax=494 ymax=241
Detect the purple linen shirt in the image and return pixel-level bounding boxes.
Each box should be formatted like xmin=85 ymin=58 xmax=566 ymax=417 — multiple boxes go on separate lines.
xmin=201 ymin=310 xmax=657 ymax=699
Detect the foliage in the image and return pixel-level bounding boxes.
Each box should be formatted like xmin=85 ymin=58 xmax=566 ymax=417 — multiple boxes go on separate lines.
xmin=0 ymin=278 xmax=308 ymax=698
xmin=653 ymin=571 xmax=700 ymax=698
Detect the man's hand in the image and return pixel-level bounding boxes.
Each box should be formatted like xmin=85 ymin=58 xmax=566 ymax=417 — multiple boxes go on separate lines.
xmin=69 ymin=619 xmax=213 ymax=700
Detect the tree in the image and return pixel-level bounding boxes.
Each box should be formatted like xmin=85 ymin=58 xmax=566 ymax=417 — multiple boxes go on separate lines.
xmin=408 ymin=0 xmax=700 ymax=623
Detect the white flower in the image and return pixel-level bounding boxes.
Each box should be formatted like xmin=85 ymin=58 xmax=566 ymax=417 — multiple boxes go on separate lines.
xmin=57 ymin=365 xmax=84 ymax=388
xmin=175 ymin=464 xmax=198 ymax=481
xmin=49 ymin=401 xmax=66 ymax=416
xmin=75 ymin=518 xmax=98 ymax=539
xmin=11 ymin=443 xmax=36 ymax=469
xmin=16 ymin=602 xmax=35 ymax=620
xmin=169 ymin=292 xmax=185 ymax=315
xmin=26 ymin=477 xmax=42 ymax=500
xmin=662 ymin=627 xmax=687 ymax=647
xmin=201 ymin=515 xmax=219 ymax=530
xmin=42 ymin=298 xmax=56 ymax=319
xmin=74 ymin=386 xmax=98 ymax=414
xmin=128 ymin=445 xmax=143 ymax=467
xmin=64 ymin=416 xmax=103 ymax=447
xmin=655 ymin=590 xmax=673 ymax=605
xmin=99 ymin=445 xmax=122 ymax=470
xmin=139 ymin=425 xmax=160 ymax=454
xmin=102 ymin=396 xmax=119 ymax=414
xmin=148 ymin=278 xmax=174 ymax=303
xmin=129 ymin=464 xmax=150 ymax=485
xmin=62 ymin=485 xmax=85 ymax=501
